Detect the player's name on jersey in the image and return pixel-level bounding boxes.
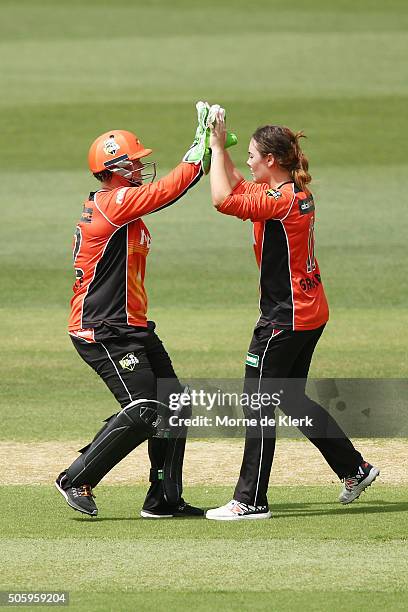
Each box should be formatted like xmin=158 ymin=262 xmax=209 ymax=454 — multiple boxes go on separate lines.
xmin=169 ymin=415 xmax=313 ymax=428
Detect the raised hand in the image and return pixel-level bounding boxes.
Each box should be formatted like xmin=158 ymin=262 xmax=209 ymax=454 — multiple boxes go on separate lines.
xmin=209 ymin=107 xmax=227 ymax=151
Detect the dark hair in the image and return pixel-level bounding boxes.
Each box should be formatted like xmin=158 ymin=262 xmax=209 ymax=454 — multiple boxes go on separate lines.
xmin=252 ymin=125 xmax=311 ymax=194
xmin=93 ymin=169 xmax=112 ymax=182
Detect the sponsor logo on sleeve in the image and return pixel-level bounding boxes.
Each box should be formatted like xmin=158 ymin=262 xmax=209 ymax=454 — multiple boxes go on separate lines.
xmin=266 ymin=189 xmax=282 ymax=200
xmin=246 ymin=352 xmax=260 ymax=368
xmin=80 ymin=206 xmax=93 ymax=223
xmin=119 ymin=353 xmax=139 ymax=371
xmin=116 ymin=187 xmax=129 ymax=205
xmin=298 ymin=195 xmax=315 ymax=215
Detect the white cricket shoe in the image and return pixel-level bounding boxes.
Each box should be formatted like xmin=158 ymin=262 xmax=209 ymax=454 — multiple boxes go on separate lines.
xmin=339 ymin=462 xmax=380 ymax=505
xmin=206 ymin=499 xmax=271 ymax=521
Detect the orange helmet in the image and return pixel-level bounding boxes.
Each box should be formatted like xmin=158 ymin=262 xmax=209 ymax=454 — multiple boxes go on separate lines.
xmin=88 ymin=130 xmax=155 ymax=185
xmin=88 ymin=130 xmax=152 ymax=173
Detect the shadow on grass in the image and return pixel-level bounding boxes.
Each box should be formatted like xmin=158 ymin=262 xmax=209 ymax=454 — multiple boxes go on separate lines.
xmin=271 ymin=499 xmax=408 ymax=518
xmin=71 ymin=500 xmax=408 ymax=522
xmin=72 ymin=515 xmax=205 ymax=522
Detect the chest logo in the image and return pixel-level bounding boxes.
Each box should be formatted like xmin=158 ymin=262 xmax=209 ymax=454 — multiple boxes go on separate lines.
xmin=265 ymin=189 xmax=282 ymax=200
xmin=119 ymin=353 xmax=139 ymax=371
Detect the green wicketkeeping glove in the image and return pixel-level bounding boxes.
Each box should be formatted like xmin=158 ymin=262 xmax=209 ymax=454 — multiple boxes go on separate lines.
xmin=183 ymin=101 xmax=237 ymax=174
xmin=182 ymin=101 xmax=210 ymax=170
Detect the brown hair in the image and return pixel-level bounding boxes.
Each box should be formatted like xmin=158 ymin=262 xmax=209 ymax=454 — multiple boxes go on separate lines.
xmin=252 ymin=125 xmax=312 ymax=194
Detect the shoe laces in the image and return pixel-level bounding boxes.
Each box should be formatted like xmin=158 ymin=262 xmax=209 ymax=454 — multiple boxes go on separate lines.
xmin=342 ymin=464 xmax=367 ymax=490
xmin=343 ymin=476 xmax=359 ymax=491
xmin=73 ymin=484 xmax=95 ymax=498
xmin=229 ymin=500 xmax=257 ymax=514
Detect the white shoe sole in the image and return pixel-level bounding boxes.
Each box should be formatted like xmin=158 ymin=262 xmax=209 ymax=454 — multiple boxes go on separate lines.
xmin=54 ymin=481 xmax=97 ymax=516
xmin=206 ymin=510 xmax=271 ymax=521
xmin=339 ymin=467 xmax=380 ymax=505
xmin=140 ymin=510 xmax=174 ymax=519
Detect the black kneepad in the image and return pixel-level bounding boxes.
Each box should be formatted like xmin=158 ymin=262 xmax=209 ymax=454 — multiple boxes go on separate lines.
xmin=67 ymin=399 xmax=162 ymax=487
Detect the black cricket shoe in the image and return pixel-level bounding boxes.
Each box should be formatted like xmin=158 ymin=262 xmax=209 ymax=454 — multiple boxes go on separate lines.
xmin=55 ymin=472 xmax=98 ymax=517
xmin=140 ymin=498 xmax=204 ymax=518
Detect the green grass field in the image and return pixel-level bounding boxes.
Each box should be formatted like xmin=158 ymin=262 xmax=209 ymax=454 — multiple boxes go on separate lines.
xmin=1 ymin=485 xmax=408 ymax=611
xmin=1 ymin=0 xmax=407 ymax=610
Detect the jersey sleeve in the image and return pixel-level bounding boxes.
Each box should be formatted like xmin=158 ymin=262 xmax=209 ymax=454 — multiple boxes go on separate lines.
xmin=96 ymin=162 xmax=202 ymax=226
xmin=216 ymin=180 xmax=295 ymax=221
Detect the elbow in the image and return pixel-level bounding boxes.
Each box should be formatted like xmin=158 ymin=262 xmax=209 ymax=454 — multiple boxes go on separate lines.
xmin=212 ymin=191 xmax=232 ymax=209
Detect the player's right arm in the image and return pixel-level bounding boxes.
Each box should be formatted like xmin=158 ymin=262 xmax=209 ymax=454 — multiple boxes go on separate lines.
xmin=210 ymin=113 xmax=295 ymax=221
xmin=215 ymin=181 xmax=294 ymax=221
xmin=209 ymin=110 xmax=249 ymax=206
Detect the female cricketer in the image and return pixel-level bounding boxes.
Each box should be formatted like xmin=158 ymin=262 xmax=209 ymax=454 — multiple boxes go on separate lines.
xmin=55 ymin=122 xmax=209 ymax=519
xmin=206 ymin=111 xmax=380 ymax=520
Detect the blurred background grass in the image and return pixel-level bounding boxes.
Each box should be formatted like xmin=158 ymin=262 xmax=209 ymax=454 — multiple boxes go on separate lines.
xmin=0 ymin=0 xmax=407 ymax=440
xmin=1 ymin=3 xmax=408 ymax=611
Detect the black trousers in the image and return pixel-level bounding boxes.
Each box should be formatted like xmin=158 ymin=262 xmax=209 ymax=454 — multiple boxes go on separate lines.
xmin=70 ymin=323 xmax=183 ymax=510
xmin=234 ymin=324 xmax=363 ymax=507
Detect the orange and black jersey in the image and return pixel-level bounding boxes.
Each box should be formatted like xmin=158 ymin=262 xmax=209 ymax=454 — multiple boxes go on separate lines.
xmin=69 ymin=162 xmax=202 ymax=341
xmin=217 ymin=179 xmax=329 ymax=331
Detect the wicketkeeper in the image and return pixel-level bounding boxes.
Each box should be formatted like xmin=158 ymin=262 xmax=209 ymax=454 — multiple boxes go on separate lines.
xmin=55 ymin=103 xmax=236 ymax=518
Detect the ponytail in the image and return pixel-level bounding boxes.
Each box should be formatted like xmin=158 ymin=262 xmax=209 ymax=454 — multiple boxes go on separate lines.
xmin=292 ymin=131 xmax=312 ymax=195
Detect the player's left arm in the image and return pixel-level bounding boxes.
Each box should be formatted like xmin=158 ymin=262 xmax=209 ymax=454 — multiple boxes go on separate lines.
xmin=103 ymin=162 xmax=202 ymax=225
xmin=216 ymin=186 xmax=294 ymax=221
